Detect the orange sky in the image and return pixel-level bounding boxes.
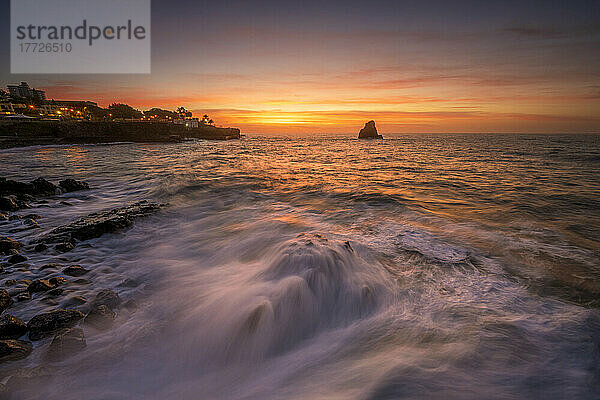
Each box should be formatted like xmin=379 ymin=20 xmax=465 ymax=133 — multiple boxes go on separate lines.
xmin=4 ymin=0 xmax=600 ymax=134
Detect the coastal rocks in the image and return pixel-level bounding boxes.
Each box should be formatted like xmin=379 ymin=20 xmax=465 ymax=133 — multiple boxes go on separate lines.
xmin=0 ymin=339 xmax=32 ymax=362
xmin=38 ymin=201 xmax=164 ymax=246
xmin=7 ymin=254 xmax=27 ymax=264
xmin=27 ymin=309 xmax=85 ymax=340
xmin=46 ymin=328 xmax=86 ymax=361
xmin=27 ymin=279 xmax=54 ymax=293
xmin=92 ymin=289 xmax=121 ymax=309
xmin=0 ymin=196 xmax=19 ymax=211
xmin=62 ymin=265 xmax=89 ymax=277
xmin=0 ymin=236 xmax=22 ymax=255
xmin=84 ymin=289 xmax=121 ymax=330
xmin=0 ymin=289 xmax=13 ymax=313
xmin=84 ymin=305 xmax=115 ymax=330
xmin=358 ymin=120 xmax=383 ymax=139
xmin=0 ymin=315 xmax=28 ymax=339
xmin=0 ymin=177 xmax=90 ymax=211
xmin=59 ymin=179 xmax=90 ymax=193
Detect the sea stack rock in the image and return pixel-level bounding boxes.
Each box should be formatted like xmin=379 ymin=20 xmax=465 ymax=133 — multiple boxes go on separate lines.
xmin=358 ymin=120 xmax=383 ymax=139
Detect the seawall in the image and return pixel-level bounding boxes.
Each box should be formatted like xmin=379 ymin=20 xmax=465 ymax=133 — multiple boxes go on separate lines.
xmin=0 ymin=121 xmax=241 ymax=149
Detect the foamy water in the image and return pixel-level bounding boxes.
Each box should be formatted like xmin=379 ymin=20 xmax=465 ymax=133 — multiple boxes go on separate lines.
xmin=1 ymin=134 xmax=599 ymax=399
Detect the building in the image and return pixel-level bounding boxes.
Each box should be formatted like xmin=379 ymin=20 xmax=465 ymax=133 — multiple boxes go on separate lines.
xmin=7 ymin=82 xmax=46 ymax=102
xmin=174 ymin=117 xmax=199 ymax=128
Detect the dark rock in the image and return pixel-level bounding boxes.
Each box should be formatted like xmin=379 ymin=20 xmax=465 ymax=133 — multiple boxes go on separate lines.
xmin=23 ymin=213 xmax=42 ymax=220
xmin=4 ymin=280 xmax=16 ymax=286
xmin=358 ymin=120 xmax=383 ymax=139
xmin=27 ymin=309 xmax=85 ymax=340
xmin=0 ymin=314 xmax=28 ymax=339
xmin=27 ymin=279 xmax=54 ymax=293
xmin=92 ymin=289 xmax=121 ymax=310
xmin=22 ymin=218 xmax=40 ymax=228
xmin=0 ymin=235 xmax=22 ymax=255
xmin=30 ymin=178 xmax=58 ymax=196
xmin=48 ymin=277 xmax=67 ymax=286
xmin=46 ymin=328 xmax=86 ymax=361
xmin=39 ymin=262 xmax=63 ymax=271
xmin=0 ymin=212 xmax=8 ymax=221
xmin=62 ymin=265 xmax=89 ymax=277
xmin=84 ymin=305 xmax=115 ymax=330
xmin=0 ymin=196 xmax=19 ymax=211
xmin=7 ymin=254 xmax=27 ymax=264
xmin=47 ymin=288 xmax=64 ymax=297
xmin=9 ymin=214 xmax=23 ymax=221
xmin=0 ymin=289 xmax=13 ymax=312
xmin=59 ymin=179 xmax=89 ymax=193
xmin=72 ymin=278 xmax=90 ymax=285
xmin=16 ymin=292 xmax=30 ymax=302
xmin=39 ymin=201 xmax=164 ymax=245
xmin=55 ymin=241 xmax=75 ymax=253
xmin=34 ymin=243 xmax=49 ymax=252
xmin=0 ymin=339 xmax=32 ymax=362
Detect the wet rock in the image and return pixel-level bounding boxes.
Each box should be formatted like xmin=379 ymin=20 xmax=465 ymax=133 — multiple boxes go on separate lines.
xmin=46 ymin=327 xmax=86 ymax=361
xmin=46 ymin=288 xmax=64 ymax=297
xmin=30 ymin=178 xmax=58 ymax=196
xmin=8 ymin=214 xmax=22 ymax=221
xmin=49 ymin=277 xmax=67 ymax=286
xmin=0 ymin=314 xmax=28 ymax=339
xmin=0 ymin=339 xmax=32 ymax=362
xmin=34 ymin=243 xmax=48 ymax=252
xmin=0 ymin=235 xmax=22 ymax=255
xmin=62 ymin=265 xmax=89 ymax=277
xmin=4 ymin=365 xmax=53 ymax=391
xmin=0 ymin=212 xmax=8 ymax=221
xmin=63 ymin=295 xmax=86 ymax=307
xmin=118 ymin=278 xmax=139 ymax=288
xmin=22 ymin=218 xmax=40 ymax=228
xmin=27 ymin=279 xmax=54 ymax=293
xmin=84 ymin=305 xmax=116 ymax=330
xmin=55 ymin=241 xmax=75 ymax=253
xmin=40 ymin=262 xmax=63 ymax=271
xmin=92 ymin=289 xmax=121 ymax=310
xmin=122 ymin=299 xmax=138 ymax=310
xmin=39 ymin=201 xmax=164 ymax=245
xmin=16 ymin=292 xmax=31 ymax=302
xmin=0 ymin=196 xmax=19 ymax=211
xmin=23 ymin=213 xmax=42 ymax=220
xmin=358 ymin=120 xmax=383 ymax=139
xmin=7 ymin=254 xmax=27 ymax=265
xmin=27 ymin=309 xmax=85 ymax=340
xmin=72 ymin=278 xmax=90 ymax=285
xmin=0 ymin=289 xmax=13 ymax=312
xmin=59 ymin=179 xmax=89 ymax=193
xmin=4 ymin=280 xmax=16 ymax=286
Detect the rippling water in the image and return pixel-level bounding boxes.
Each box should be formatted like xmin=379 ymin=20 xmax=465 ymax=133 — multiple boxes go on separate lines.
xmin=1 ymin=134 xmax=599 ymax=399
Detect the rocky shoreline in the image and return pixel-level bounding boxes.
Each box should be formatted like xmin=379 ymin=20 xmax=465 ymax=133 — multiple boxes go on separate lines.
xmin=0 ymin=176 xmax=164 ymax=394
xmin=0 ymin=120 xmax=241 ymax=149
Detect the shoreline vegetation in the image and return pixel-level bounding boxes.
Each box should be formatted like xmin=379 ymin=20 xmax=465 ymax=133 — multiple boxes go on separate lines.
xmin=0 ymin=120 xmax=241 ymax=149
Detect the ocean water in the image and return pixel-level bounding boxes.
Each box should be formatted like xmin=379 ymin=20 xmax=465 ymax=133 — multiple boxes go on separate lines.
xmin=1 ymin=134 xmax=599 ymax=399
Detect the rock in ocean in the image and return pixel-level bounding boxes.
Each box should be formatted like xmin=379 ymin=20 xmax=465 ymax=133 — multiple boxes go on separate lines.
xmin=358 ymin=120 xmax=383 ymax=139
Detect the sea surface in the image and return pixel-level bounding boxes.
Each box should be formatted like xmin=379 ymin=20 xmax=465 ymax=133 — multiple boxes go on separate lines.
xmin=1 ymin=133 xmax=599 ymax=399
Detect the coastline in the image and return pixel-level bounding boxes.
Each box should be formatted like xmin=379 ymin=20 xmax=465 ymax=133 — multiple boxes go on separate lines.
xmin=0 ymin=121 xmax=241 ymax=149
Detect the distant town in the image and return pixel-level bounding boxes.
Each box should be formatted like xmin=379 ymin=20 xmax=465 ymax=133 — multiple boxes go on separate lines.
xmin=0 ymin=81 xmax=212 ymax=128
